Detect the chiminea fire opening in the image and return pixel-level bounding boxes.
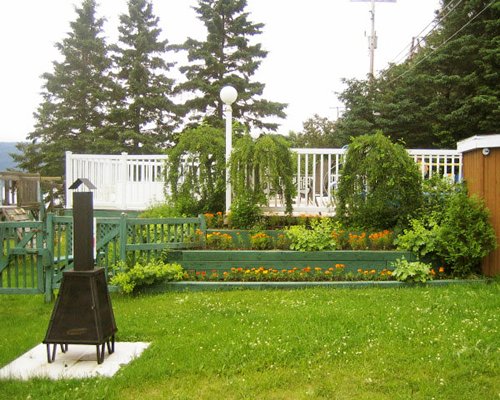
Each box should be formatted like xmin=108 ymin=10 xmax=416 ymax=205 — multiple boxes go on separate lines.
xmin=43 ymin=183 xmax=117 ymax=364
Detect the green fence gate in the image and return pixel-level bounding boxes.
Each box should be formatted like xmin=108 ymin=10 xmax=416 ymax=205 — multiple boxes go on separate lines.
xmin=0 ymin=221 xmax=46 ymax=295
xmin=1 ymin=214 xmax=206 ymax=302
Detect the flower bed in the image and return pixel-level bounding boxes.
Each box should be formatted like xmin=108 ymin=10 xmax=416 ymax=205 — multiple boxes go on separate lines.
xmin=165 ymin=250 xmax=417 ymax=277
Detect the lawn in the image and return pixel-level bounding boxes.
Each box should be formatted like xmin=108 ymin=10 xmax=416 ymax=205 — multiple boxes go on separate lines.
xmin=0 ymin=284 xmax=499 ymax=399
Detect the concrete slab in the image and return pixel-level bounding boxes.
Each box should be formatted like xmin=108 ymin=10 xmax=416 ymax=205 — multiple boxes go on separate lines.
xmin=0 ymin=342 xmax=150 ymax=380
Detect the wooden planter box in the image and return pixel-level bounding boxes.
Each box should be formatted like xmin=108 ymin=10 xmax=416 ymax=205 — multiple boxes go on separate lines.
xmin=165 ymin=250 xmax=416 ymax=273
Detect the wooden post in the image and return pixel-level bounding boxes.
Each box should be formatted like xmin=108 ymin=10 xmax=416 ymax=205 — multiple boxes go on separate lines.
xmin=119 ymin=212 xmax=127 ymax=263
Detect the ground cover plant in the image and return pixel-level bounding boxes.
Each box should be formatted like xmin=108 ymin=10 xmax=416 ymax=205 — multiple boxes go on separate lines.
xmin=1 ymin=285 xmax=499 ymax=399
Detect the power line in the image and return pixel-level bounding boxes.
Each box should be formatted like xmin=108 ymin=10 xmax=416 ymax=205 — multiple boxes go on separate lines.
xmin=387 ymin=0 xmax=495 ymax=85
xmin=388 ymin=0 xmax=465 ymax=66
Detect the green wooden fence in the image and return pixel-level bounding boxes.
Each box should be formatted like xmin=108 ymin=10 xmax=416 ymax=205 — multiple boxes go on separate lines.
xmin=0 ymin=221 xmax=45 ymax=295
xmin=0 ymin=214 xmax=206 ymax=301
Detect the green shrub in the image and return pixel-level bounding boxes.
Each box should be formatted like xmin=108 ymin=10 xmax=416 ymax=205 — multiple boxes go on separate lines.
xmin=228 ymin=192 xmax=262 ymax=229
xmin=395 ymin=215 xmax=441 ymax=260
xmin=285 ymin=218 xmax=340 ymax=251
xmin=437 ymin=192 xmax=497 ymax=276
xmin=420 ymin=176 xmax=459 ymax=217
xmin=139 ymin=203 xmax=181 ymax=218
xmin=110 ymin=260 xmax=184 ymax=294
xmin=336 ymin=132 xmax=423 ymax=230
xmin=397 ymin=187 xmax=497 ymax=277
xmin=391 ymin=258 xmax=433 ymax=283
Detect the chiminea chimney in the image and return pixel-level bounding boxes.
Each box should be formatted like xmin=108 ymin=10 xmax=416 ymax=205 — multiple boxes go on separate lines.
xmin=43 ymin=179 xmax=117 ymax=364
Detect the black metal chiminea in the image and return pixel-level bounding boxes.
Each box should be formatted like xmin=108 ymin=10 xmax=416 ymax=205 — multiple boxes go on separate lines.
xmin=43 ymin=179 xmax=117 ymax=364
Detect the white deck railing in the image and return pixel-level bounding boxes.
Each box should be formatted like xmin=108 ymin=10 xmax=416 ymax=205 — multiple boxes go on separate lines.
xmin=65 ymin=148 xmax=462 ymax=214
xmin=65 ymin=152 xmax=168 ymax=210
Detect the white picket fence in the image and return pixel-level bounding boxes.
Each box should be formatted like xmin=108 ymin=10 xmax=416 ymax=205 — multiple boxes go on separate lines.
xmin=65 ymin=148 xmax=462 ymax=214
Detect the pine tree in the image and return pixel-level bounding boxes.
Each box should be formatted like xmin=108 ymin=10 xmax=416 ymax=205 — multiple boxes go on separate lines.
xmin=13 ymin=0 xmax=117 ymax=176
xmin=112 ymin=0 xmax=179 ymax=153
xmin=177 ymin=0 xmax=286 ymax=131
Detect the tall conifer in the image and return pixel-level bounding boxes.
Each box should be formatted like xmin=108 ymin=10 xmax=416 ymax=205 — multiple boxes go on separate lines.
xmin=177 ymin=0 xmax=286 ymax=131
xmin=14 ymin=0 xmax=116 ymax=176
xmin=112 ymin=0 xmax=179 ymax=153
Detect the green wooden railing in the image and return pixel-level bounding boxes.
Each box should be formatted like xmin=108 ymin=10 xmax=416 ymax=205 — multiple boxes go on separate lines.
xmin=0 ymin=214 xmax=206 ymax=301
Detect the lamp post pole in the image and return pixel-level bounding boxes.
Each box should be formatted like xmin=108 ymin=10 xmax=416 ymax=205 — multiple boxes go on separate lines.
xmin=219 ymin=86 xmax=238 ymax=213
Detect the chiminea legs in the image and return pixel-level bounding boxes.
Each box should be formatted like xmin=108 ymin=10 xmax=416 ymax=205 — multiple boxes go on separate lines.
xmin=45 ymin=335 xmax=115 ymax=364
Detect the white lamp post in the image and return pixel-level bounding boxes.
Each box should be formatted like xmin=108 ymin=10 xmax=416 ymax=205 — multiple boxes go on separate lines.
xmin=220 ymin=85 xmax=238 ymax=212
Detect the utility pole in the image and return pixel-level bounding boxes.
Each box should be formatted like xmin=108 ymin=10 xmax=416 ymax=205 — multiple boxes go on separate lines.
xmin=352 ymin=0 xmax=396 ymax=78
xmin=369 ymin=0 xmax=376 ymax=78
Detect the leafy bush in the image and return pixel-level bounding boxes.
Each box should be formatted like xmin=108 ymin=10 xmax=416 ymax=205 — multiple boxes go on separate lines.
xmin=420 ymin=176 xmax=459 ymax=217
xmin=336 ymin=132 xmax=423 ymax=230
xmin=285 ymin=218 xmax=340 ymax=251
xmin=395 ymin=215 xmax=441 ymax=261
xmin=437 ymin=192 xmax=497 ymax=276
xmin=397 ymin=186 xmax=497 ymax=277
xmin=139 ymin=203 xmax=181 ymax=218
xmin=391 ymin=258 xmax=433 ymax=283
xmin=110 ymin=260 xmax=184 ymax=294
xmin=228 ymin=192 xmax=262 ymax=229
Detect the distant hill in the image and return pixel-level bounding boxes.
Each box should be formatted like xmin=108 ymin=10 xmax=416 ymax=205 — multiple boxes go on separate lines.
xmin=0 ymin=142 xmax=22 ymax=171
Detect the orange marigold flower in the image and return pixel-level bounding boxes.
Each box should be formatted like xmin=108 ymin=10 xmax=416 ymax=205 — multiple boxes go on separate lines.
xmin=439 ymin=267 xmax=445 ymax=273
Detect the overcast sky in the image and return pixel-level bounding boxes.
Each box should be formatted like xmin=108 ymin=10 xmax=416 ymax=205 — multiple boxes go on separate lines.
xmin=0 ymin=0 xmax=441 ymax=142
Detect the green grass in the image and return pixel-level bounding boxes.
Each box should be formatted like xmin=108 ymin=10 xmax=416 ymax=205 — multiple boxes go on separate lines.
xmin=1 ymin=284 xmax=499 ymax=399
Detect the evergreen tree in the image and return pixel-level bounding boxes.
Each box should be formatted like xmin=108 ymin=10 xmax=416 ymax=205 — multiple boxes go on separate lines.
xmin=112 ymin=0 xmax=179 ymax=153
xmin=13 ymin=0 xmax=117 ymax=176
xmin=177 ymin=0 xmax=286 ymax=131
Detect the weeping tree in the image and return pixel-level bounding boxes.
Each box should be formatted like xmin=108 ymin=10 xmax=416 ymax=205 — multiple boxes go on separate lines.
xmin=166 ymin=125 xmax=225 ymax=215
xmin=336 ymin=132 xmax=423 ymax=230
xmin=230 ymin=134 xmax=296 ymax=217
